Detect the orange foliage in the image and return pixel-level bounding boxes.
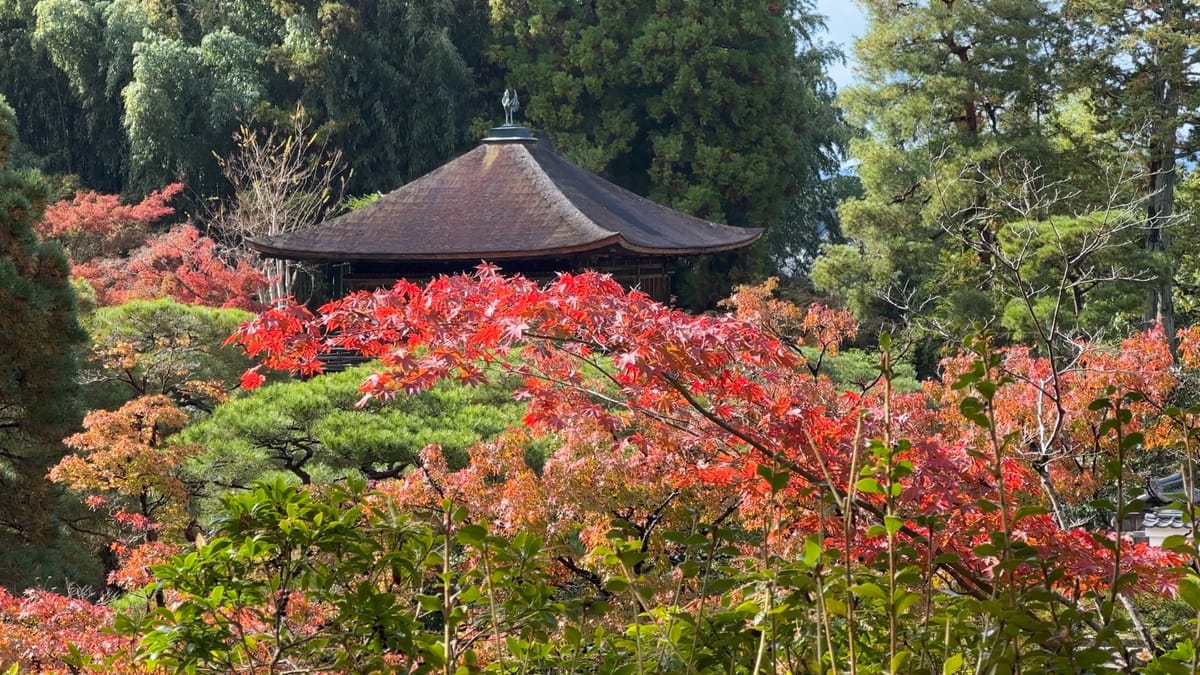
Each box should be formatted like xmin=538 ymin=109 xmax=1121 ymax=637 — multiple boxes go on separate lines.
xmin=0 ymin=589 xmax=144 ymax=673
xmin=721 ymin=277 xmax=858 ymax=358
xmin=10 ymin=275 xmax=1198 ymax=670
xmin=51 ymin=396 xmax=193 ymax=512
xmin=930 ymin=327 xmax=1177 ymax=505
xmin=232 ymin=267 xmax=1184 ymax=597
xmin=49 ymin=396 xmax=197 ymax=589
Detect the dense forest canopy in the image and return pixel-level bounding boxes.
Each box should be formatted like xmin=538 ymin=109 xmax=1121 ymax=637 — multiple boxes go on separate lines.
xmin=5 ymin=0 xmax=1200 ymax=672
xmin=0 ymin=0 xmax=848 ymax=271
xmin=814 ymin=0 xmax=1200 ymax=349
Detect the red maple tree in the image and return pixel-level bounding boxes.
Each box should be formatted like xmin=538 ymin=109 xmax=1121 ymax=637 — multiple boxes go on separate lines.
xmin=3 ymin=268 xmax=1192 ymax=671
xmin=0 ymin=589 xmax=138 ymax=673
xmin=75 ymin=225 xmax=266 ymax=311
xmin=230 ymin=266 xmax=1182 ymax=601
xmin=37 ymin=184 xmax=267 ymax=310
xmin=37 ymin=184 xmax=184 ymax=263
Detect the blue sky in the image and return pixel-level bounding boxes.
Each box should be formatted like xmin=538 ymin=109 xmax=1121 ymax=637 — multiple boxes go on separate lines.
xmin=814 ymin=0 xmax=867 ymax=91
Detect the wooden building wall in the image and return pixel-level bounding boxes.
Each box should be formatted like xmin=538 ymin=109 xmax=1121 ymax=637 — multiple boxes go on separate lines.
xmin=333 ymin=256 xmax=676 ymax=303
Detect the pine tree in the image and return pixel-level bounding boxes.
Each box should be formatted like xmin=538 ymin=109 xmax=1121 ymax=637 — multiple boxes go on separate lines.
xmin=0 ymin=95 xmax=90 ymax=590
xmin=1063 ymin=0 xmax=1200 ymax=352
xmin=812 ymin=0 xmax=1056 ymax=323
xmin=812 ymin=0 xmax=1158 ymax=346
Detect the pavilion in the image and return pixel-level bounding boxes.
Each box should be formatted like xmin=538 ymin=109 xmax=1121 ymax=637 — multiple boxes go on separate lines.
xmin=1133 ymin=472 xmax=1200 ymax=546
xmin=247 ymin=103 xmax=762 ymax=303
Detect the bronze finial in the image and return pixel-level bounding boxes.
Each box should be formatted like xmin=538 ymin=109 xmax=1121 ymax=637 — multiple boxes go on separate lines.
xmin=502 ymin=89 xmax=520 ymax=126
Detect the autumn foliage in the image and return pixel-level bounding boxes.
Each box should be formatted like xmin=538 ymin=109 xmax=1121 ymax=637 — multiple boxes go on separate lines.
xmin=36 ymin=184 xmax=183 ymax=263
xmin=74 ymin=224 xmax=266 ymax=311
xmin=232 ymin=267 xmax=1182 ymax=598
xmin=10 ymin=269 xmax=1200 ymax=672
xmin=49 ymin=396 xmax=196 ymax=590
xmin=930 ymin=329 xmax=1178 ymax=509
xmin=0 ymin=588 xmax=136 ymax=674
xmin=0 ymin=398 xmax=198 ymax=673
xmin=36 ymin=185 xmax=267 ymax=310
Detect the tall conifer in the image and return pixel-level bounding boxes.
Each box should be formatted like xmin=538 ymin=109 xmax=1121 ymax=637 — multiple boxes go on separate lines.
xmin=488 ymin=0 xmax=847 ymax=278
xmin=0 ymin=95 xmax=89 ymax=590
xmin=812 ymin=0 xmax=1160 ymax=346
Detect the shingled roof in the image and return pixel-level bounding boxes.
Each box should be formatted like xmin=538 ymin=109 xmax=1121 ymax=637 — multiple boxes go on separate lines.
xmin=247 ymin=129 xmax=762 ymax=263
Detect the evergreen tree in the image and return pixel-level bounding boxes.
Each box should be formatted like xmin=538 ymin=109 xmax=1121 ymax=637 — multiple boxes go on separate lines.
xmin=0 ymin=95 xmax=90 ymax=590
xmin=30 ymin=0 xmax=275 ymax=195
xmin=0 ymin=0 xmax=115 ymax=188
xmin=178 ymin=364 xmax=526 ymax=513
xmin=1063 ymin=0 xmax=1200 ymax=351
xmin=271 ymin=0 xmax=484 ymax=193
xmin=813 ymin=0 xmax=1055 ymax=325
xmin=812 ymin=0 xmax=1157 ymax=344
xmin=28 ymin=0 xmax=486 ymax=197
xmin=488 ymin=0 xmax=847 ymax=267
xmin=80 ymin=298 xmax=255 ymax=413
xmin=1173 ymin=170 xmax=1200 ymax=326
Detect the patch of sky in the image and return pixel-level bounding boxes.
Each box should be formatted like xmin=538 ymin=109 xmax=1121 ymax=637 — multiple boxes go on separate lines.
xmin=814 ymin=0 xmax=866 ymax=92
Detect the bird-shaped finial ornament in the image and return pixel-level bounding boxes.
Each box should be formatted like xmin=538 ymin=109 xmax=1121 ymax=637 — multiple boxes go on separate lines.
xmin=502 ymin=89 xmax=520 ymax=126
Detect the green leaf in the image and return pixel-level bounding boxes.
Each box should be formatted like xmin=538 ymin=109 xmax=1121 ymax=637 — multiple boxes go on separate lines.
xmin=894 ymin=590 xmax=920 ymax=615
xmin=1012 ymin=505 xmax=1046 ymax=522
xmin=1178 ymin=578 xmax=1200 ymax=611
xmin=884 ymin=515 xmax=905 ymax=536
xmin=756 ymin=463 xmax=791 ymax=494
xmin=456 ymin=524 xmax=487 ymax=546
xmin=1163 ymin=534 xmax=1194 ymax=554
xmin=457 ymin=585 xmax=481 ymax=603
xmin=943 ymin=652 xmax=964 ymax=674
xmin=849 ymin=582 xmax=887 ymax=601
xmin=604 ymin=577 xmax=631 ymax=594
xmin=1121 ymin=431 xmax=1145 ymax=450
xmin=958 ymin=397 xmax=990 ymax=427
xmin=803 ymin=538 xmax=822 ymax=567
xmin=417 ymin=594 xmax=443 ymax=613
xmin=855 ymin=477 xmax=884 ymax=495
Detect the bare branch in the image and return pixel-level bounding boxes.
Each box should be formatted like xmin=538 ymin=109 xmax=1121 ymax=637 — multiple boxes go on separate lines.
xmin=210 ymin=107 xmax=349 ymax=304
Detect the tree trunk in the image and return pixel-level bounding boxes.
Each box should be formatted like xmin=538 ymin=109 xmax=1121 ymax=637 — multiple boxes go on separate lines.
xmin=1146 ymin=22 xmax=1179 ymax=359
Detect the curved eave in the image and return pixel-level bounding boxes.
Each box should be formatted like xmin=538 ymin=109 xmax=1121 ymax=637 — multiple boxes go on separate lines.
xmin=246 ymin=234 xmax=624 ymax=262
xmin=618 ymin=227 xmax=764 ymax=256
xmin=247 ymin=228 xmax=762 ymax=263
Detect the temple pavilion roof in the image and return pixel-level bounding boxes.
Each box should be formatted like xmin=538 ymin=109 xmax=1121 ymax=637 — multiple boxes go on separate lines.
xmin=1147 ymin=472 xmax=1200 ymax=505
xmin=247 ymin=126 xmax=762 ymax=263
